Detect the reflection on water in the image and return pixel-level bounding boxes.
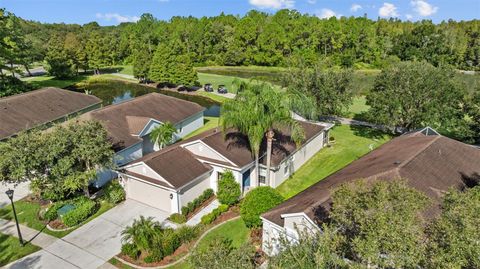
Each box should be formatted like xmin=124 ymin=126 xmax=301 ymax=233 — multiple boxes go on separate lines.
xmin=72 ymin=80 xmax=221 ymax=117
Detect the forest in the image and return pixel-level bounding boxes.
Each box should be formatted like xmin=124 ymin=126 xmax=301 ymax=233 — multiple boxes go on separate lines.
xmin=1 ymin=8 xmax=479 ymax=78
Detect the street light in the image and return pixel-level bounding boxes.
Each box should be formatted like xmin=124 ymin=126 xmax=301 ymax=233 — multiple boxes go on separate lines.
xmin=5 ymin=189 xmax=24 ymax=246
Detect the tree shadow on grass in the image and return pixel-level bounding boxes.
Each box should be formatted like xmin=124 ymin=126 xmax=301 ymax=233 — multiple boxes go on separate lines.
xmin=349 ymin=125 xmax=389 ymax=140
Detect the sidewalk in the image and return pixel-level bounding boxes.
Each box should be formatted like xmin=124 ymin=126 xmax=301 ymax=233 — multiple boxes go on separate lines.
xmin=186 ymin=199 xmax=220 ymax=226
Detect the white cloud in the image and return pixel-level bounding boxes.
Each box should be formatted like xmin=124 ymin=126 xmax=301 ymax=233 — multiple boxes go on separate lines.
xmin=411 ymin=0 xmax=438 ymax=16
xmin=379 ymin=3 xmax=399 ymax=17
xmin=249 ymin=0 xmax=295 ymax=9
xmin=316 ymin=8 xmax=337 ymax=19
xmin=350 ymin=4 xmax=362 ymax=12
xmin=406 ymin=14 xmax=413 ymax=20
xmin=307 ymin=0 xmax=316 ymax=4
xmin=96 ymin=13 xmax=140 ymax=23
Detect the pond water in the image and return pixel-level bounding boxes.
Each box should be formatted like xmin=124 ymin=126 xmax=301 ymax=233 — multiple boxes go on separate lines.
xmin=72 ymin=80 xmax=221 ymax=117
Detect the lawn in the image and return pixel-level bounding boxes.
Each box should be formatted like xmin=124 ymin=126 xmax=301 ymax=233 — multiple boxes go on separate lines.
xmin=276 ymin=124 xmax=392 ymax=199
xmin=22 ymin=75 xmax=89 ymax=89
xmin=0 ymin=233 xmax=40 ymax=266
xmin=0 ymin=199 xmax=114 ymax=238
xmin=196 ymin=218 xmax=250 ymax=250
xmin=198 ymin=73 xmax=250 ymax=94
xmin=343 ymin=95 xmax=370 ymax=119
xmin=183 ymin=117 xmax=219 ymax=140
xmin=197 ymin=91 xmax=231 ymax=103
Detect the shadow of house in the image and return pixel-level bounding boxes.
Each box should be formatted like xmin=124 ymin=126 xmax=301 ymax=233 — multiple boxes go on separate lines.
xmin=461 ymin=172 xmax=480 ymax=189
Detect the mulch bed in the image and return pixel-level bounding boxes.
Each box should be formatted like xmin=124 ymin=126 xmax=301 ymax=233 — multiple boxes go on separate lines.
xmin=118 ymin=206 xmax=241 ymax=267
xmin=184 ymin=195 xmax=216 ymax=221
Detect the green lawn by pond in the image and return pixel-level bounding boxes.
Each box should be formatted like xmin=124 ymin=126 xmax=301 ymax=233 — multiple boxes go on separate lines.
xmin=277 ymin=124 xmax=392 ymax=199
xmin=0 ymin=233 xmax=40 ymax=266
xmin=0 ymin=199 xmax=114 ymax=238
xmin=183 ymin=117 xmax=219 ymax=140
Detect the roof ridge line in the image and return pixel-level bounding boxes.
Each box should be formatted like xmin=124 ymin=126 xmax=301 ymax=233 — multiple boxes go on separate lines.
xmin=92 ymin=92 xmax=157 ymax=112
xmin=398 ymin=135 xmax=441 ymax=168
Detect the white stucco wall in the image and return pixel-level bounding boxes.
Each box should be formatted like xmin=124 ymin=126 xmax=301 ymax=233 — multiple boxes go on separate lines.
xmin=175 ymin=112 xmax=204 ymax=138
xmin=270 ymin=131 xmax=325 ymax=188
xmin=262 ymin=218 xmax=285 ymax=256
xmin=115 ymin=142 xmax=143 ymax=166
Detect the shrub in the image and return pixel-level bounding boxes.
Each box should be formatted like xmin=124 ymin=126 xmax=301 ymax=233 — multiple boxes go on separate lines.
xmin=44 ymin=202 xmax=65 ymax=221
xmin=121 ymin=243 xmax=140 ymax=259
xmin=169 ymin=213 xmax=186 ymax=224
xmin=176 ymin=226 xmax=199 ymax=244
xmin=160 ymin=228 xmax=181 ymax=257
xmin=181 ymin=188 xmax=215 ymax=217
xmin=201 ymin=204 xmax=229 ymax=225
xmin=240 ymin=187 xmax=284 ymax=228
xmin=103 ymin=180 xmax=126 ymax=204
xmin=62 ymin=198 xmax=97 ymax=227
xmin=217 ymin=171 xmax=241 ymax=206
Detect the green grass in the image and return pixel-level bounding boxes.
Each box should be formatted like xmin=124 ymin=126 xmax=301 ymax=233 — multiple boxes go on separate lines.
xmin=196 ymin=91 xmax=231 ymax=103
xmin=22 ymin=75 xmax=88 ymax=89
xmin=198 ymin=73 xmax=250 ymax=94
xmin=0 ymin=233 xmax=41 ymax=266
xmin=277 ymin=125 xmax=392 ymax=199
xmin=0 ymin=199 xmax=114 ymax=238
xmin=183 ymin=117 xmax=219 ymax=140
xmin=109 ymin=257 xmax=135 ymax=269
xmin=343 ymin=95 xmax=370 ymax=119
xmin=196 ymin=218 xmax=250 ymax=250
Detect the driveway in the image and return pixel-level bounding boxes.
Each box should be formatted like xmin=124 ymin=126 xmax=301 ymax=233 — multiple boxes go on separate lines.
xmin=4 ymin=199 xmax=169 ymax=269
xmin=0 ymin=182 xmax=30 ymax=208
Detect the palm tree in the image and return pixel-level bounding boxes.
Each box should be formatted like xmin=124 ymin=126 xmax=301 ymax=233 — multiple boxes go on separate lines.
xmin=221 ymin=82 xmax=316 ymax=186
xmin=121 ymin=216 xmax=160 ymax=252
xmin=149 ymin=121 xmax=177 ymax=151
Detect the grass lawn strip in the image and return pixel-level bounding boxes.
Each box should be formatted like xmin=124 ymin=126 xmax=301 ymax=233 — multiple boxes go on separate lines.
xmin=183 ymin=117 xmax=219 ymax=140
xmin=112 ymin=217 xmax=246 ymax=269
xmin=0 ymin=233 xmax=41 ymax=267
xmin=0 ymin=199 xmax=114 ymax=238
xmin=276 ymin=124 xmax=392 ymax=199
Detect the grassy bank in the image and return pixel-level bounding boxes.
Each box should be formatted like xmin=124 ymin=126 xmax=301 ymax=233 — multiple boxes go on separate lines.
xmin=0 ymin=233 xmax=40 ymax=266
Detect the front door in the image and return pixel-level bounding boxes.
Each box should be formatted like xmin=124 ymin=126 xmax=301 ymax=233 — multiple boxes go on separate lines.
xmin=242 ymin=169 xmax=251 ymax=189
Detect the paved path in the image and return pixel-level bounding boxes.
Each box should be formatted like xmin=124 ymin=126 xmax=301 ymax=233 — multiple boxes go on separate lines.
xmin=186 ymin=199 xmax=220 ymax=226
xmin=3 ymin=199 xmax=169 ymax=269
xmin=0 ymin=182 xmax=30 ymax=208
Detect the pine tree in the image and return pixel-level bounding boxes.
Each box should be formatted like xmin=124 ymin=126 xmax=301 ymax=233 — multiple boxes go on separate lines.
xmin=149 ymin=43 xmax=171 ymax=83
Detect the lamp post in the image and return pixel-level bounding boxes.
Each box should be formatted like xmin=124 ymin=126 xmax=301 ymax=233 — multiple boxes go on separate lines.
xmin=5 ymin=189 xmax=24 ymax=246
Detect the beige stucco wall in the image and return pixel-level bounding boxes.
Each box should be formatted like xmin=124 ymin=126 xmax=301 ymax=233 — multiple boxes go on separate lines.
xmin=179 ymin=173 xmax=212 ymax=206
xmin=125 ymin=176 xmax=174 ymax=212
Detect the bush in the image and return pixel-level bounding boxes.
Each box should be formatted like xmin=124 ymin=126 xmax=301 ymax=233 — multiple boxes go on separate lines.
xmin=217 ymin=171 xmax=241 ymax=206
xmin=169 ymin=213 xmax=186 ymax=224
xmin=176 ymin=225 xmax=199 ymax=244
xmin=160 ymin=228 xmax=181 ymax=257
xmin=121 ymin=243 xmax=140 ymax=259
xmin=0 ymin=75 xmax=32 ymax=98
xmin=240 ymin=187 xmax=284 ymax=228
xmin=181 ymin=188 xmax=214 ymax=217
xmin=201 ymin=204 xmax=229 ymax=225
xmin=62 ymin=198 xmax=97 ymax=227
xmin=103 ymin=180 xmax=126 ymax=204
xmin=44 ymin=202 xmax=65 ymax=221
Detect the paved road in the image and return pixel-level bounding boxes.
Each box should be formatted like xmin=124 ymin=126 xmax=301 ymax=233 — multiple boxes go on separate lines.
xmin=3 ymin=199 xmax=169 ymax=269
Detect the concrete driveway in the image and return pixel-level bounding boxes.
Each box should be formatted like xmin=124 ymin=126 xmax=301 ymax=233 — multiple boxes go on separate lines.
xmin=5 ymin=199 xmax=169 ymax=269
xmin=0 ymin=182 xmax=30 ymax=208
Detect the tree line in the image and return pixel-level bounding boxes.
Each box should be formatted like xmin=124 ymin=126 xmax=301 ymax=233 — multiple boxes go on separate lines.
xmin=2 ymin=8 xmax=480 ymax=77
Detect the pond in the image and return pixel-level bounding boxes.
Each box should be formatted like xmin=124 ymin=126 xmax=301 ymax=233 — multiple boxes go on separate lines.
xmin=71 ymin=80 xmax=221 ymax=117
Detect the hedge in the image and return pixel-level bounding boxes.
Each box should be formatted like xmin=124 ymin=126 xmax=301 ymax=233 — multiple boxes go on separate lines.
xmin=201 ymin=204 xmax=229 ymax=225
xmin=103 ymin=180 xmax=126 ymax=204
xmin=181 ymin=188 xmax=214 ymax=217
xmin=240 ymin=187 xmax=284 ymax=228
xmin=62 ymin=198 xmax=97 ymax=227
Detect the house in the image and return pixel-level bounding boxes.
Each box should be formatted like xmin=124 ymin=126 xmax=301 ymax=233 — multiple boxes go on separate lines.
xmin=81 ymin=92 xmax=205 ymax=167
xmin=260 ymin=127 xmax=480 ymax=255
xmin=118 ymin=120 xmax=333 ymax=213
xmin=0 ymin=87 xmax=102 ymax=140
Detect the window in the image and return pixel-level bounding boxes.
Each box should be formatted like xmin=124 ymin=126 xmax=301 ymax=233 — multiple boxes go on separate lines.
xmin=284 ymin=165 xmax=288 ymax=175
xmin=259 ymin=175 xmax=266 ymax=185
xmin=178 ymin=127 xmax=183 ymax=133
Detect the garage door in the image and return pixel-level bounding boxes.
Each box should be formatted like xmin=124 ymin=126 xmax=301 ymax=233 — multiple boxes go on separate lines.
xmin=126 ymin=178 xmax=173 ymax=213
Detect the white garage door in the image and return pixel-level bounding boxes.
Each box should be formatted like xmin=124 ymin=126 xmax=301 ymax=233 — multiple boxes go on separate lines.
xmin=127 ymin=178 xmax=172 ymax=213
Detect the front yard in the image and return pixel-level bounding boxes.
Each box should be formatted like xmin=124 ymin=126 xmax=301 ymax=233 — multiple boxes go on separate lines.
xmin=0 ymin=233 xmax=40 ymax=266
xmin=277 ymin=124 xmax=392 ymax=199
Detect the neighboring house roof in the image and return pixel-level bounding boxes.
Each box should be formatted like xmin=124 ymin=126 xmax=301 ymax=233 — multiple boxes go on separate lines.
xmin=82 ymin=93 xmax=205 ymax=151
xmin=0 ymin=87 xmax=102 ymax=140
xmin=127 ymin=120 xmax=327 ymax=189
xmin=262 ymin=130 xmax=480 ymax=227
xmin=130 ymin=147 xmax=212 ymax=189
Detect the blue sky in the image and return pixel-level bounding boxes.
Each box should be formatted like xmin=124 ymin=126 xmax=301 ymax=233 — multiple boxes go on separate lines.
xmin=1 ymin=0 xmax=479 ymax=25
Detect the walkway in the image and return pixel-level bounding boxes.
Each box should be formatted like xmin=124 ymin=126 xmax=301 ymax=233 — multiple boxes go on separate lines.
xmin=2 ymin=199 xmax=169 ymax=269
xmin=0 ymin=182 xmax=30 ymax=208
xmin=186 ymin=199 xmax=220 ymax=226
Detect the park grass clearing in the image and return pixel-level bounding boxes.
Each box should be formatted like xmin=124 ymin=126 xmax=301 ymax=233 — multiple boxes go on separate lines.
xmin=343 ymin=95 xmax=370 ymax=119
xmin=0 ymin=199 xmax=114 ymax=238
xmin=22 ymin=75 xmax=89 ymax=89
xmin=277 ymin=124 xmax=392 ymax=199
xmin=0 ymin=233 xmax=41 ymax=266
xmin=183 ymin=117 xmax=219 ymax=140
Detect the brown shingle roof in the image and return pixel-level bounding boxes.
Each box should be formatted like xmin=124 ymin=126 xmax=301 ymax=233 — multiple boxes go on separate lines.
xmin=132 ymin=147 xmax=212 ymax=189
xmin=262 ymin=131 xmax=480 ymax=226
xmin=84 ymin=93 xmax=205 ymax=151
xmin=0 ymin=88 xmax=101 ymax=140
